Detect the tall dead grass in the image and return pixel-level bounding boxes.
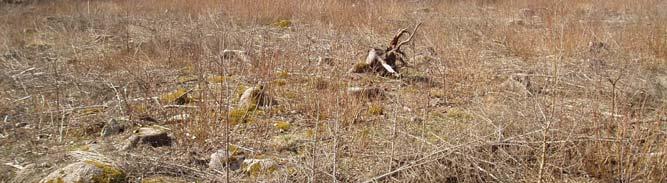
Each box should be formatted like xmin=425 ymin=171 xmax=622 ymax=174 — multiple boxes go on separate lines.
xmin=1 ymin=0 xmax=666 ymax=182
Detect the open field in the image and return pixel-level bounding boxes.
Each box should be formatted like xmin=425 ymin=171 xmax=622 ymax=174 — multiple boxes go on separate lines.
xmin=1 ymin=0 xmax=666 ymax=182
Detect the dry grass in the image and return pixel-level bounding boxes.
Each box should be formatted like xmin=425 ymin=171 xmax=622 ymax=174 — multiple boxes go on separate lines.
xmin=1 ymin=0 xmax=666 ymax=182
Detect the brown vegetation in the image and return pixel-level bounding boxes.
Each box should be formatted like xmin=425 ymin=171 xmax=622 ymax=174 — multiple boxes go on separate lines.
xmin=1 ymin=0 xmax=666 ymax=182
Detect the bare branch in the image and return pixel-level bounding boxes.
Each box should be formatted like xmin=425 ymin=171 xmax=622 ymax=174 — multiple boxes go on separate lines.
xmin=392 ymin=22 xmax=422 ymax=52
xmin=388 ymin=29 xmax=409 ymax=49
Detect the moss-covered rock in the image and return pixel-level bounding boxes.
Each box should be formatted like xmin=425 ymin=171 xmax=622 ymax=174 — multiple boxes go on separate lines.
xmin=273 ymin=19 xmax=291 ymax=29
xmin=159 ymin=88 xmax=192 ymax=105
xmin=100 ymin=118 xmax=131 ymax=137
xmin=85 ymin=160 xmax=126 ymax=183
xmin=208 ymin=148 xmax=245 ymax=171
xmin=40 ymin=160 xmax=126 ymax=183
xmin=348 ymin=62 xmax=371 ymax=73
xmin=347 ymin=87 xmax=385 ymax=100
xmin=367 ymin=104 xmax=384 ymax=116
xmin=141 ymin=176 xmax=187 ymax=183
xmin=238 ymin=85 xmax=277 ymax=109
xmin=242 ymin=159 xmax=277 ymax=176
xmin=273 ymin=121 xmax=291 ymax=131
xmin=121 ymin=125 xmax=173 ymax=150
xmin=270 ymin=133 xmax=307 ymax=152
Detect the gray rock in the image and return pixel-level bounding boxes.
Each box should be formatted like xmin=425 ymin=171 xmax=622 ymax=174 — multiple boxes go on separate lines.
xmin=500 ymin=73 xmax=542 ymax=96
xmin=507 ymin=19 xmax=526 ymax=26
xmin=100 ymin=118 xmax=130 ymax=137
xmin=499 ymin=76 xmax=530 ymax=96
xmin=519 ymin=8 xmax=536 ymax=18
xmin=241 ymin=159 xmax=277 ymax=175
xmin=317 ymin=56 xmax=334 ymax=66
xmin=270 ymin=134 xmax=307 ymax=152
xmin=208 ymin=149 xmax=244 ymax=171
xmin=67 ymin=151 xmax=111 ymax=164
xmin=39 ymin=161 xmax=125 ymax=183
xmin=221 ymin=49 xmax=252 ymax=66
xmin=127 ymin=24 xmax=155 ymax=45
xmin=625 ymin=71 xmax=667 ymax=111
xmin=141 ymin=176 xmax=187 ymax=183
xmin=166 ymin=114 xmax=190 ymax=122
xmin=10 ymin=164 xmax=44 ymax=183
xmin=238 ymin=86 xmax=277 ymax=109
xmin=652 ymin=74 xmax=667 ymax=102
xmin=121 ymin=125 xmax=173 ymax=150
xmin=347 ymin=87 xmax=385 ymax=100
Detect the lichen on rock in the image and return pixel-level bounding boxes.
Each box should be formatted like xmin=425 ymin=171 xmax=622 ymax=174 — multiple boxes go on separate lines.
xmin=121 ymin=125 xmax=173 ymax=150
xmin=238 ymin=85 xmax=278 ymax=109
xmin=242 ymin=158 xmax=277 ymax=176
xmin=39 ymin=160 xmax=126 ymax=183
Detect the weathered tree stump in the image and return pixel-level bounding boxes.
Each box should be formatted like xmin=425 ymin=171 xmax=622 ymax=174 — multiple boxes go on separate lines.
xmin=349 ymin=23 xmax=422 ymax=77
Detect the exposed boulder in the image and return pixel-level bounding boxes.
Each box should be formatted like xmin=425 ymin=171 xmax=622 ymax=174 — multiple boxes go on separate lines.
xmin=316 ymin=56 xmax=335 ymax=66
xmin=39 ymin=160 xmax=125 ymax=183
xmin=499 ymin=73 xmax=542 ymax=96
xmin=242 ymin=159 xmax=277 ymax=176
xmin=67 ymin=151 xmax=112 ymax=164
xmin=519 ymin=8 xmax=536 ymax=18
xmin=121 ymin=125 xmax=173 ymax=150
xmin=127 ymin=24 xmax=155 ymax=45
xmin=100 ymin=118 xmax=131 ymax=137
xmin=628 ymin=71 xmax=667 ymax=111
xmin=238 ymin=85 xmax=277 ymax=109
xmin=347 ymin=87 xmax=386 ymax=100
xmin=166 ymin=114 xmax=190 ymax=122
xmin=208 ymin=148 xmax=245 ymax=171
xmin=220 ymin=49 xmax=253 ymax=66
xmin=140 ymin=176 xmax=187 ymax=183
xmin=499 ymin=76 xmax=530 ymax=96
xmin=588 ymin=41 xmax=609 ymax=53
xmin=273 ymin=121 xmax=291 ymax=132
xmin=159 ymin=88 xmax=192 ymax=105
xmin=9 ymin=164 xmax=40 ymax=183
xmin=649 ymin=73 xmax=667 ymax=102
xmin=270 ymin=134 xmax=307 ymax=152
xmin=507 ymin=19 xmax=526 ymax=26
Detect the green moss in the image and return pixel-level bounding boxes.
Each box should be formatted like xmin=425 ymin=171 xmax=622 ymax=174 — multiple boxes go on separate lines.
xmin=447 ymin=108 xmax=473 ymax=121
xmin=74 ymin=107 xmax=105 ymax=116
xmin=313 ymin=78 xmax=329 ymax=90
xmin=283 ymin=91 xmax=299 ymax=100
xmin=45 ymin=177 xmax=65 ymax=183
xmin=67 ymin=144 xmax=91 ymax=152
xmin=207 ymin=75 xmax=225 ymax=83
xmin=176 ymin=75 xmax=198 ymax=84
xmin=271 ymin=134 xmax=303 ymax=152
xmin=273 ymin=79 xmax=288 ymax=86
xmin=352 ymin=63 xmax=370 ymax=72
xmin=227 ymin=144 xmax=242 ymax=156
xmin=429 ymin=111 xmax=445 ymax=119
xmin=142 ymin=177 xmax=166 ymax=183
xmin=160 ymin=88 xmax=191 ymax=104
xmin=141 ymin=176 xmax=186 ymax=183
xmin=368 ymin=104 xmax=384 ymax=116
xmin=234 ymin=85 xmax=248 ymax=102
xmin=180 ymin=65 xmax=195 ymax=74
xmin=429 ymin=89 xmax=446 ymax=98
xmin=400 ymin=86 xmax=419 ymax=95
xmin=84 ymin=160 xmax=126 ymax=183
xmin=274 ymin=121 xmax=290 ymax=131
xmin=276 ymin=70 xmax=290 ymax=79
xmin=273 ymin=19 xmax=291 ymax=29
xmin=229 ymin=106 xmax=256 ymax=125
